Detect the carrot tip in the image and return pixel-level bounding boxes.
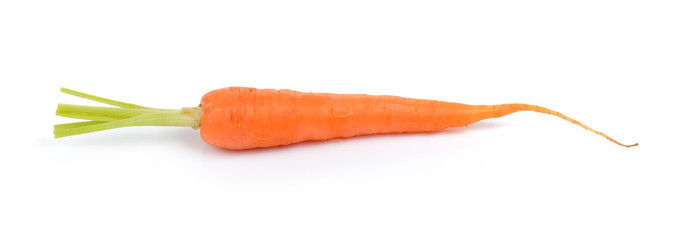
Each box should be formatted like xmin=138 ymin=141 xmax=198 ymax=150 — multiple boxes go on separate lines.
xmin=511 ymin=104 xmax=637 ymax=149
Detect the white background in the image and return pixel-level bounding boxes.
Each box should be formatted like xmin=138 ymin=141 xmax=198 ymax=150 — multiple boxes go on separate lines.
xmin=1 ymin=0 xmax=688 ymax=239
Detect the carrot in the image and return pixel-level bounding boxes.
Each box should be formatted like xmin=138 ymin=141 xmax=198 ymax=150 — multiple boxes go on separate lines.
xmin=54 ymin=87 xmax=637 ymax=150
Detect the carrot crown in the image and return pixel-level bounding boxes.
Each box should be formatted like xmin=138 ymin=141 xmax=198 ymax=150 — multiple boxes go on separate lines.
xmin=54 ymin=88 xmax=202 ymax=138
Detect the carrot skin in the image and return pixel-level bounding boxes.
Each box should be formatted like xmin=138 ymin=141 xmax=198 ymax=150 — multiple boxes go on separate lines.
xmin=200 ymin=87 xmax=528 ymax=150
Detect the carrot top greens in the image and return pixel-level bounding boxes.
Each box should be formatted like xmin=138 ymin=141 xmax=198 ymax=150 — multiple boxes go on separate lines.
xmin=54 ymin=88 xmax=201 ymax=138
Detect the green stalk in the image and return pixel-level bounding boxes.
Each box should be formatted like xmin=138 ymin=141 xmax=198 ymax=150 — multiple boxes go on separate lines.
xmin=54 ymin=121 xmax=106 ymax=131
xmin=56 ymin=104 xmax=167 ymax=121
xmin=54 ymin=88 xmax=202 ymax=138
xmin=60 ymin=87 xmax=161 ymax=110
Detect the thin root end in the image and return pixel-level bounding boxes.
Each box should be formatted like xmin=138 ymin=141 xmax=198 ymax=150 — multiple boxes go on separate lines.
xmin=623 ymin=143 xmax=639 ymax=148
xmin=514 ymin=104 xmax=637 ymax=149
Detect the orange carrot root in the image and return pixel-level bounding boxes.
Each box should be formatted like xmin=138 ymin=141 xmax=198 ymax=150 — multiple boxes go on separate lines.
xmin=199 ymin=87 xmax=637 ymax=150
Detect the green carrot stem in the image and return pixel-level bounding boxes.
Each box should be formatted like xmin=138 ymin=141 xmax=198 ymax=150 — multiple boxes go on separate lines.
xmin=56 ymin=104 xmax=172 ymax=121
xmin=60 ymin=87 xmax=161 ymax=110
xmin=54 ymin=88 xmax=202 ymax=138
xmin=54 ymin=110 xmax=200 ymax=138
xmin=54 ymin=121 xmax=106 ymax=132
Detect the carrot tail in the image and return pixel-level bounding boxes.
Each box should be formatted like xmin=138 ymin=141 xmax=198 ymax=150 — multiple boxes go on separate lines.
xmin=491 ymin=104 xmax=638 ymax=148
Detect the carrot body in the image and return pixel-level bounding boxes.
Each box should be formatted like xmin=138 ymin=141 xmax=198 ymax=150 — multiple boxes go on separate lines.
xmin=200 ymin=87 xmax=636 ymax=150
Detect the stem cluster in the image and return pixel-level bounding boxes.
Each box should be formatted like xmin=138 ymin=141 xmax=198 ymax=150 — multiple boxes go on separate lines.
xmin=54 ymin=88 xmax=201 ymax=138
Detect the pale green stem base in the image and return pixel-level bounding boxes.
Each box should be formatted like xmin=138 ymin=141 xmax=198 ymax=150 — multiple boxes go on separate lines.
xmin=54 ymin=88 xmax=202 ymax=138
